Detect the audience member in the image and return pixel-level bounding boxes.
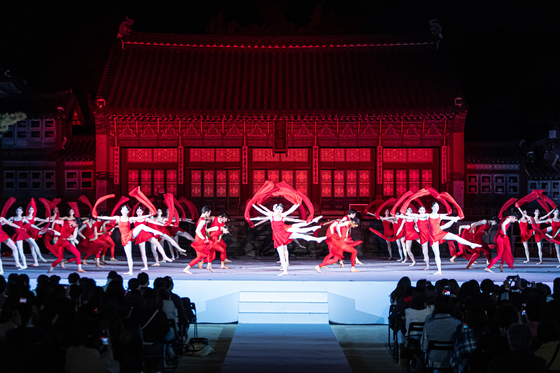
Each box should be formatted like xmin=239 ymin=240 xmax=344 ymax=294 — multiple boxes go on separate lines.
xmin=138 ymin=272 xmax=150 ymax=293
xmin=534 ymin=319 xmax=560 ymax=370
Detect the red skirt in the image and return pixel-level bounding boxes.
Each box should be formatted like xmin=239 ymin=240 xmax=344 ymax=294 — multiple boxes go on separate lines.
xmin=0 ymin=228 xmax=9 ymax=242
xmin=135 ymin=230 xmax=156 ymax=245
xmin=12 ymin=229 xmax=31 ymax=242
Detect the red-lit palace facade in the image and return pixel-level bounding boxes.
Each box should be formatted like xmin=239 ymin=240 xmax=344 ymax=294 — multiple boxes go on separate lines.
xmin=93 ymin=33 xmax=466 ymax=214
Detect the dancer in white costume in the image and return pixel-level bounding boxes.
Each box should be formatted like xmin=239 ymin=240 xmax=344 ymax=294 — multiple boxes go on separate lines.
xmin=9 ymin=206 xmax=47 ymax=267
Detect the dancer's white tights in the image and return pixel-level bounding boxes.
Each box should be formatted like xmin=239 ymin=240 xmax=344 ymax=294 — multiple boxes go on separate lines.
xmin=431 ymin=242 xmax=442 ymax=273
xmin=277 ymin=245 xmax=289 ymax=272
xmin=15 ymin=241 xmax=27 ymax=268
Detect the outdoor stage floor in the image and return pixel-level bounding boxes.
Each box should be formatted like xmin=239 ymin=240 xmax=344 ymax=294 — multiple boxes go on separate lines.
xmin=3 ymin=255 xmax=559 ymax=285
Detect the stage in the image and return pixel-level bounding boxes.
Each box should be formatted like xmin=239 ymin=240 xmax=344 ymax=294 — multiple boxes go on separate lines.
xmin=3 ymin=256 xmax=559 ymax=324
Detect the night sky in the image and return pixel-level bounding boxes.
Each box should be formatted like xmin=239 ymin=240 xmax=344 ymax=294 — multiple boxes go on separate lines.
xmin=1 ymin=0 xmax=559 ymax=142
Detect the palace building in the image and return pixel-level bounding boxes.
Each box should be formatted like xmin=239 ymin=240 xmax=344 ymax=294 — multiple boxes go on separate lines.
xmin=93 ymin=31 xmax=467 ymax=215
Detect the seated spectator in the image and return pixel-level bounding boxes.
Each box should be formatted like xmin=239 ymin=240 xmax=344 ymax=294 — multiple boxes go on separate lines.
xmin=421 ymin=295 xmax=461 ymax=369
xmin=138 ymin=272 xmax=150 ymax=294
xmin=127 ymin=278 xmax=140 ymax=293
xmin=390 ymin=276 xmax=411 ymax=305
xmin=487 ymin=323 xmax=547 ymax=373
xmin=163 ymin=276 xmax=189 ymax=330
xmin=534 ymin=319 xmax=560 ymax=370
xmin=103 ymin=271 xmax=119 ymax=291
xmin=65 ymin=320 xmax=120 ymax=373
xmin=525 ymin=300 xmax=546 ymax=337
xmin=140 ymin=288 xmax=169 ymax=373
xmin=450 ymin=304 xmax=489 ymax=373
xmin=405 ymin=287 xmax=433 ymax=343
xmin=68 ymin=272 xmax=80 ymax=287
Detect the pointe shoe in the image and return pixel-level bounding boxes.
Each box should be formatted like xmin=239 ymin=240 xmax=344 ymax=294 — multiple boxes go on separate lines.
xmin=206 ymin=266 xmax=214 ymax=273
xmin=221 ymin=265 xmax=230 ymax=269
xmin=409 ymin=262 xmax=416 ymax=267
xmin=537 ymin=261 xmax=542 ymax=265
xmin=163 ymin=258 xmax=173 ymax=263
xmin=33 ymin=263 xmax=39 ymax=267
xmin=524 ymin=260 xmax=530 ymax=263
xmin=314 ymin=265 xmax=323 ymax=273
xmin=485 ymin=267 xmax=494 ymax=273
xmin=141 ymin=267 xmax=149 ymax=271
xmin=78 ymin=269 xmax=87 ymax=273
xmin=450 ymin=257 xmax=456 ymax=263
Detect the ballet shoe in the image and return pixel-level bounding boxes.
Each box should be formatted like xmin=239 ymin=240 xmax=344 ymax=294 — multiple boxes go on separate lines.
xmin=356 ymin=259 xmax=364 ymax=265
xmin=433 ymin=271 xmax=442 ymax=275
xmin=207 ymin=266 xmax=214 ymax=273
xmin=152 ymin=263 xmax=160 ymax=267
xmin=523 ymin=260 xmax=530 ymax=263
xmin=141 ymin=267 xmax=149 ymax=271
xmin=18 ymin=266 xmax=27 ymax=270
xmin=110 ymin=257 xmax=119 ymax=261
xmin=180 ymin=251 xmax=188 ymax=256
xmin=314 ymin=265 xmax=323 ymax=273
xmin=423 ymin=267 xmax=430 ymax=271
xmin=449 ymin=257 xmax=456 ymax=263
xmin=163 ymin=258 xmax=173 ymax=263
xmin=224 ymin=259 xmax=232 ymax=263
xmin=78 ymin=269 xmax=87 ymax=273
xmin=484 ymin=267 xmax=494 ymax=273
xmin=278 ymin=270 xmax=288 ymax=276
xmin=221 ymin=265 xmax=230 ymax=269
xmin=33 ymin=263 xmax=39 ymax=267
xmin=351 ymin=268 xmax=360 ymax=273
xmin=60 ymin=262 xmax=66 ymax=269
xmin=402 ymin=260 xmax=408 ymax=264
xmin=536 ymin=261 xmax=542 ymax=265
xmin=40 ymin=258 xmax=48 ymax=263
xmin=123 ymin=271 xmax=133 ymax=275
xmin=182 ymin=267 xmax=193 ymax=274
xmin=409 ymin=262 xmax=416 ymax=267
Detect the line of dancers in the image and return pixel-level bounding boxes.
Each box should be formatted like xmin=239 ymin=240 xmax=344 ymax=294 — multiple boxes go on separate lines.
xmin=1 ymin=184 xmax=559 ymax=277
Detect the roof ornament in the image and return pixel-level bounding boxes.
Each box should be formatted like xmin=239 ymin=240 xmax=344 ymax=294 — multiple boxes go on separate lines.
xmin=117 ymin=16 xmax=134 ymax=38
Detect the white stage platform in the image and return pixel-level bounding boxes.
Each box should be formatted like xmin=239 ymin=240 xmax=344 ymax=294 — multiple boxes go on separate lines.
xmin=3 ymin=256 xmax=558 ymax=324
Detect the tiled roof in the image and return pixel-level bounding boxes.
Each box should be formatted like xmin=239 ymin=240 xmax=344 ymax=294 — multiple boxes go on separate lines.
xmin=97 ymin=33 xmax=465 ymax=116
xmin=465 ymin=141 xmax=526 ymax=164
xmin=58 ymin=137 xmax=96 ymax=161
xmin=526 ymin=163 xmax=560 ymax=180
xmin=0 ymin=90 xmax=77 ymax=119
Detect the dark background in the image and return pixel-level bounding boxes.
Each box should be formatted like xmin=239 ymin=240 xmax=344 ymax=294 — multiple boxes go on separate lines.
xmin=1 ymin=0 xmax=559 ymax=141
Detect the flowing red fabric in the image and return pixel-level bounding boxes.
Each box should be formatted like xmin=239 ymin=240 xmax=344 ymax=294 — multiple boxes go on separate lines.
xmin=498 ymin=198 xmax=518 ymax=220
xmin=129 ymin=187 xmax=157 ymax=216
xmin=390 ymin=191 xmax=413 ymax=216
xmin=537 ymin=199 xmax=551 ymax=213
xmin=426 ymin=188 xmax=452 ymax=214
xmin=179 ymin=197 xmax=199 ymax=221
xmin=515 ymin=191 xmax=540 ymax=208
xmin=111 ymin=197 xmax=130 ymax=217
xmin=1 ymin=197 xmax=16 ymax=218
xmin=163 ymin=193 xmax=179 ymax=227
xmin=374 ymin=198 xmax=397 ymax=219
xmin=363 ymin=198 xmax=385 ymax=217
xmin=530 ymin=216 xmax=560 ymax=245
xmin=38 ymin=198 xmax=52 ymax=218
xmin=26 ymin=198 xmax=37 ymax=220
xmin=438 ymin=192 xmax=465 ymax=219
xmin=369 ymin=227 xmax=397 ymax=242
xmin=399 ymin=189 xmax=430 ymax=215
xmin=78 ymin=195 xmax=94 ymax=213
xmin=68 ymin=202 xmax=80 ymax=218
xmin=93 ymin=195 xmax=115 ymax=218
xmin=244 ymin=181 xmax=314 ymax=228
xmin=541 ymin=194 xmax=557 ymax=210
xmin=173 ymin=195 xmax=187 ymax=221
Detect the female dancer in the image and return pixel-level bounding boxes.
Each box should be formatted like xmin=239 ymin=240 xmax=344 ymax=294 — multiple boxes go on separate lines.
xmin=45 ymin=218 xmax=85 ymax=273
xmin=393 ymin=215 xmax=406 ymax=262
xmin=200 ymin=212 xmax=231 ymax=270
xmin=164 ymin=208 xmax=194 ymax=259
xmin=518 ymin=209 xmax=553 ymax=265
xmin=133 ymin=206 xmax=173 ymax=269
xmin=396 ymin=208 xmax=418 ymax=266
xmin=9 ymin=206 xmax=45 ymax=267
xmin=543 ymin=209 xmax=560 ymax=267
xmin=94 ymin=191 xmax=184 ymax=275
xmin=21 ymin=201 xmax=48 ymax=265
xmin=251 ymin=203 xmax=325 ymax=276
xmin=518 ymin=210 xmax=533 ymax=263
xmin=315 ymin=218 xmax=361 ymax=273
xmin=407 ymin=202 xmax=481 ymax=275
xmin=77 ymin=215 xmax=109 ymax=268
xmin=183 ymin=206 xmax=213 ymax=274
xmin=148 ymin=208 xmax=174 ymax=262
xmin=0 ymin=214 xmax=25 ymax=272
xmin=415 ymin=206 xmax=431 ymax=270
xmin=485 ymin=214 xmax=518 ymax=273
xmin=465 ymin=218 xmax=497 ymax=269
xmin=368 ymin=209 xmax=399 ymax=260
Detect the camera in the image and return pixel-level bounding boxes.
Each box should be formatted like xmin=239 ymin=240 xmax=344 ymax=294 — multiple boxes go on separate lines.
xmin=444 ymin=285 xmax=451 ymax=296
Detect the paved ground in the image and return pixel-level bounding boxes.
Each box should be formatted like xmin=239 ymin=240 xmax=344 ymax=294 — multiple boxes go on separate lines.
xmin=178 ymin=324 xmax=404 ymax=373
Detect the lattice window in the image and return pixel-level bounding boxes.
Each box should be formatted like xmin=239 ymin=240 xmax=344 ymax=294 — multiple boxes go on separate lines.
xmin=45 ymin=171 xmax=55 ymax=189
xmin=552 ymin=181 xmax=560 ymax=200
xmin=81 ymin=171 xmax=93 ymax=189
xmin=467 ymin=174 xmax=478 ymax=194
xmin=359 ymin=148 xmax=371 ymax=162
xmin=216 ymin=170 xmax=227 ymax=197
xmin=383 ymin=149 xmax=407 ymax=163
xmin=203 ymin=170 xmax=214 ymax=197
xmin=253 ymin=169 xmax=266 ymax=194
xmin=128 ymin=149 xmax=153 ymax=162
xmin=321 ymin=170 xmax=332 ymax=197
xmin=408 ymin=148 xmax=433 ymax=163
xmin=190 ymin=148 xmax=215 ymax=162
xmin=346 ymin=149 xmax=359 ymax=161
xmin=346 ymin=170 xmax=357 ymax=197
xmin=282 ymin=170 xmax=293 ymax=186
xmin=494 ymin=174 xmax=505 ymax=195
xmin=216 ymin=148 xmax=241 ymax=162
xmin=190 ymin=148 xmax=202 ymax=162
xmin=408 ymin=169 xmax=419 ymax=193
xmin=320 ymin=148 xmax=335 ymax=162
xmin=140 ymin=169 xmax=152 ymax=196
xmin=359 ymin=170 xmax=370 ymax=197
xmin=383 ymin=170 xmax=394 ymax=183
xmin=508 ymin=175 xmax=519 ymax=195
xmin=383 ymin=184 xmax=394 ymax=196
xmin=4 ymin=171 xmax=15 ymax=189
xmin=191 ymin=170 xmax=202 ymax=197
xmin=228 ymin=170 xmax=240 ymax=197
xmin=295 ymin=170 xmax=308 ymax=195
xmin=480 ymin=175 xmax=492 ymax=194
xmin=167 ymin=170 xmax=177 ymax=195
xmin=268 ymin=170 xmax=280 ymax=183
xmin=65 ymin=171 xmax=78 ymax=190
xmin=153 ymin=148 xmax=177 ymax=163
xmin=31 ymin=171 xmax=42 ymax=189
xmin=334 ymin=149 xmax=345 ymax=162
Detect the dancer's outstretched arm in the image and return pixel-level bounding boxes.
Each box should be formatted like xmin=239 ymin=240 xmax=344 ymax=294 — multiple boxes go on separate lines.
xmin=405 ymin=213 xmax=428 ymax=219
xmin=283 ymin=217 xmax=305 ymax=223
xmin=1 ymin=217 xmax=22 ymax=230
xmin=250 ymin=216 xmax=269 ymax=221
xmin=78 ymin=224 xmax=88 ymax=240
xmin=97 ymin=215 xmax=120 ymax=222
xmin=252 ymin=204 xmax=271 ymax=216
xmin=253 ymin=219 xmax=269 ymax=227
xmin=282 ymin=204 xmax=300 ymax=217
xmin=129 ymin=214 xmax=154 ymax=222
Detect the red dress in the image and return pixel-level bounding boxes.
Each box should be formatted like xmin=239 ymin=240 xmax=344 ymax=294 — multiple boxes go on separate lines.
xmin=134 ymin=220 xmax=156 ymax=245
xmin=23 ymin=218 xmax=41 ymax=240
xmin=417 ymin=219 xmax=429 ymax=245
xmin=271 ymin=219 xmax=293 ymax=248
xmin=0 ymin=225 xmax=9 ymax=242
xmin=118 ymin=220 xmax=134 ymax=246
xmin=11 ymin=220 xmax=31 ymax=241
xmin=488 ymin=220 xmax=514 ymax=269
xmin=552 ymin=220 xmax=560 ymax=240
xmin=209 ymin=217 xmax=227 ymax=251
xmin=428 ymin=216 xmax=447 ymax=245
xmin=190 ymin=217 xmax=210 ymax=254
xmin=519 ymin=221 xmax=532 ymax=242
xmin=403 ymin=220 xmax=419 ymax=241
xmin=77 ymin=223 xmax=106 ymax=258
xmin=534 ymin=222 xmax=545 ymax=242
xmin=383 ymin=220 xmax=395 ymax=239
xmin=393 ymin=221 xmax=404 ymax=240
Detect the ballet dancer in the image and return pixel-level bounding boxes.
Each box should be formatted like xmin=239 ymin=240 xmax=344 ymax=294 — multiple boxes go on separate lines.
xmin=543 ymin=209 xmax=560 ymax=267
xmin=21 ymin=200 xmax=48 ymax=265
xmin=164 ymin=208 xmax=194 ymax=260
xmin=133 ymin=206 xmax=173 ymax=269
xmin=0 ymin=214 xmax=26 ymax=272
xmin=517 ymin=209 xmax=553 ymax=265
xmin=315 ymin=218 xmax=361 ymax=273
xmin=45 ymin=218 xmax=85 ymax=273
xmin=415 ymin=206 xmax=431 ymax=270
xmin=396 ymin=208 xmax=418 ymax=266
xmin=200 ymin=211 xmax=231 ymax=270
xmin=9 ymin=206 xmax=46 ymax=267
xmin=465 ymin=218 xmax=497 ymax=269
xmin=485 ymin=214 xmax=518 ymax=273
xmin=251 ymin=203 xmax=325 ymax=276
xmin=183 ymin=206 xmax=213 ymax=274
xmin=368 ymin=209 xmax=399 ymax=260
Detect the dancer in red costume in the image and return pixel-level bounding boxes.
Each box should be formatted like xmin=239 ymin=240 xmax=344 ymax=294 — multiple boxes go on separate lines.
xmin=0 ymin=214 xmax=25 ymax=273
xmin=315 ymin=218 xmax=361 ymax=273
xmin=77 ymin=215 xmax=109 ymax=268
xmin=465 ymin=218 xmax=497 ymax=269
xmin=94 ymin=187 xmax=185 ymax=275
xmin=485 ymin=214 xmax=518 ymax=273
xmin=251 ymin=203 xmax=324 ymax=276
xmin=517 ymin=209 xmax=553 ymax=265
xmin=133 ymin=206 xmax=173 ymax=269
xmin=20 ymin=200 xmax=48 ymax=266
xmin=543 ymin=209 xmax=560 ymax=267
xmin=9 ymin=205 xmax=45 ymax=268
xmin=415 ymin=206 xmax=431 ymax=270
xmin=201 ymin=212 xmax=231 ymax=270
xmin=396 ymin=208 xmax=418 ymax=266
xmin=518 ymin=210 xmax=533 ymax=263
xmin=164 ymin=207 xmax=194 ymax=260
xmin=368 ymin=209 xmax=400 ymax=260
xmin=78 ymin=195 xmax=117 ymax=263
xmin=183 ymin=206 xmax=213 ymax=274
xmin=45 ymin=218 xmax=85 ymax=273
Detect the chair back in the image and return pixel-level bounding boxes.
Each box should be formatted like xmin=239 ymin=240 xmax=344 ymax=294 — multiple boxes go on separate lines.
xmin=426 ymin=340 xmax=455 ymax=369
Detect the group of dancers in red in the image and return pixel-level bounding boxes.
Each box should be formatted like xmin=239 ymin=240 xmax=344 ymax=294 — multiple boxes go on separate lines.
xmin=1 ymin=182 xmax=559 ymax=277
xmin=366 ymin=188 xmax=560 ymax=274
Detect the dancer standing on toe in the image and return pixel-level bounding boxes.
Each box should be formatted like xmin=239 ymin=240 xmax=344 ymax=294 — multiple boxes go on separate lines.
xmin=183 ymin=206 xmax=213 ymax=274
xmin=0 ymin=198 xmax=26 ymax=272
xmin=9 ymin=205 xmax=46 ymax=268
xmin=20 ymin=200 xmax=48 ymax=265
xmin=93 ymin=187 xmax=185 ymax=276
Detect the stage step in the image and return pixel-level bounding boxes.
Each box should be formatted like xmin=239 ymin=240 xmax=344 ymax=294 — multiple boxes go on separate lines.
xmin=238 ymin=291 xmax=329 ymax=324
